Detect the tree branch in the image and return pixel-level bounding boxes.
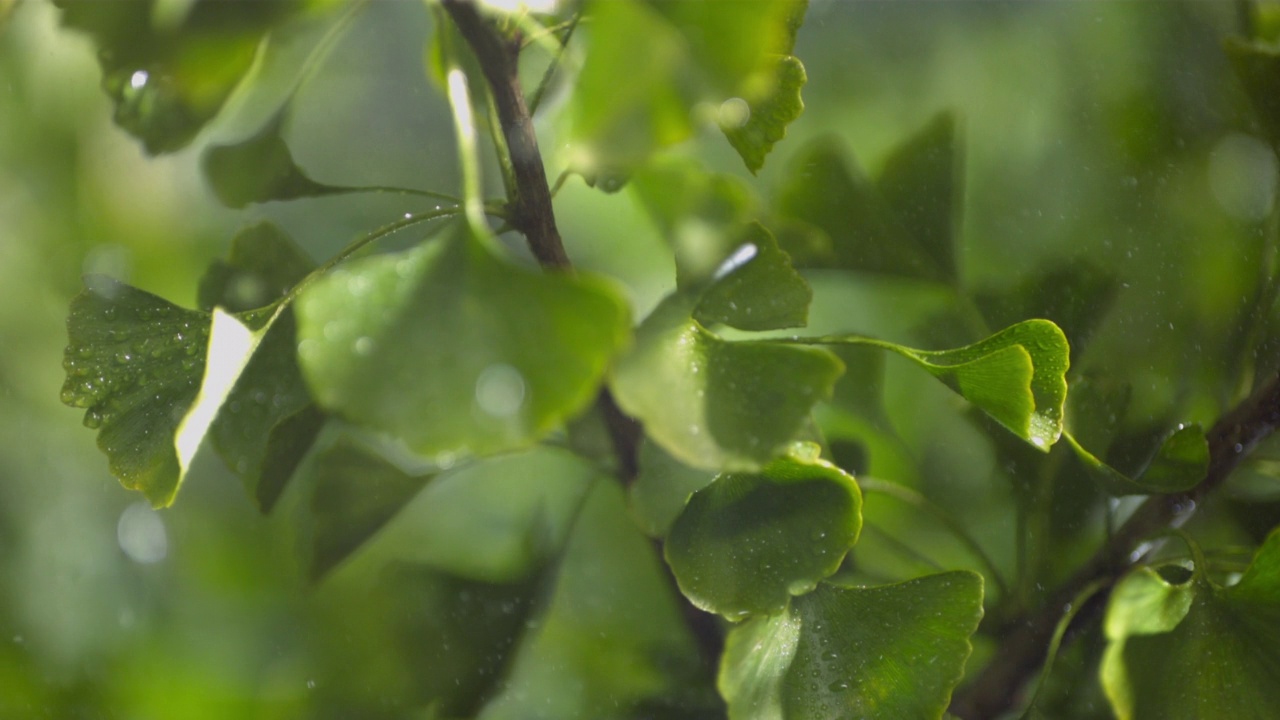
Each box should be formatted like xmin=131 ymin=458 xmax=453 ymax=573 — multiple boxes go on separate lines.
xmin=950 ymin=370 xmax=1280 ymax=719
xmin=441 ymin=0 xmax=570 ymax=269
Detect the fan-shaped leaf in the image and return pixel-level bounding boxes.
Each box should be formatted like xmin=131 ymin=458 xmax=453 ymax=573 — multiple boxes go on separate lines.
xmin=202 ymin=111 xmax=345 ymax=208
xmin=694 ymin=222 xmax=811 ymax=332
xmin=722 ymin=55 xmax=806 ymax=174
xmin=1066 ymin=424 xmax=1208 ymax=495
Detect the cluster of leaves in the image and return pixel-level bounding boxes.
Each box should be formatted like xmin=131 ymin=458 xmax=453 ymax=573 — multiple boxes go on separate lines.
xmin=53 ymin=0 xmax=1280 ymax=718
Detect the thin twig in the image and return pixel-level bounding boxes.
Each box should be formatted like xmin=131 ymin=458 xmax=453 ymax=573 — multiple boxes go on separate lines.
xmin=950 ymin=370 xmax=1280 ymax=719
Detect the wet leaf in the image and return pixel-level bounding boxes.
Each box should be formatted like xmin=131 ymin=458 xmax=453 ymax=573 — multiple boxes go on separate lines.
xmin=722 ymin=55 xmax=806 ymax=174
xmin=1066 ymin=425 xmax=1208 ymax=496
xmin=54 ymin=0 xmax=304 ymax=154
xmin=694 ymin=222 xmax=812 ymax=332
xmin=665 ymin=449 xmax=862 ymax=619
xmin=201 ymin=110 xmax=345 ymax=208
xmin=60 ymin=276 xmax=210 ymax=507
xmin=719 ymin=572 xmax=984 ymax=720
xmin=610 ymin=295 xmax=843 ymax=472
xmin=295 ymin=223 xmax=630 ymax=460
xmin=1102 ymin=529 xmax=1280 ymax=720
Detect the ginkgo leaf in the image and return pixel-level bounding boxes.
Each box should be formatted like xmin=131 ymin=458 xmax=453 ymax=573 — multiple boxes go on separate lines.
xmin=610 ymin=295 xmax=843 ymax=472
xmin=1065 ymin=424 xmax=1208 ymax=495
xmin=295 ymin=223 xmax=630 ymax=461
xmin=197 ymin=222 xmax=314 ymax=313
xmin=1102 ymin=529 xmax=1280 ymax=720
xmin=722 ymin=55 xmax=806 ymax=174
xmin=719 ymin=572 xmax=984 ymax=720
xmin=664 ymin=448 xmax=862 ymax=619
xmin=694 ymin=222 xmax=812 ymax=332
xmin=202 ymin=110 xmax=345 ymax=208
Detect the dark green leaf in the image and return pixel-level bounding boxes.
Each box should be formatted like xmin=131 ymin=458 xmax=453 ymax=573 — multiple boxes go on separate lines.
xmin=665 ymin=448 xmax=862 ymax=619
xmin=876 ymin=112 xmax=958 ymax=280
xmin=722 ymin=55 xmax=806 ymax=174
xmin=197 ymin=221 xmax=314 ymax=312
xmin=60 ymin=276 xmax=210 ymax=507
xmin=775 ymin=138 xmax=935 ymax=278
xmin=295 ymin=224 xmax=630 ymax=460
xmin=202 ymin=111 xmax=344 ymax=208
xmin=610 ymin=296 xmax=843 ymax=472
xmin=1102 ymin=529 xmax=1280 ymax=720
xmin=54 ymin=0 xmax=304 ymax=154
xmin=1226 ymin=38 xmax=1280 ymax=148
xmin=1065 ymin=424 xmax=1208 ymax=496
xmin=694 ymin=222 xmax=812 ymax=332
xmin=719 ymin=572 xmax=984 ymax=719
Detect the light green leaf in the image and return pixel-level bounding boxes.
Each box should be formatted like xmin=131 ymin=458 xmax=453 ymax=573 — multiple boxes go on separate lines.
xmin=876 ymin=112 xmax=958 ymax=280
xmin=646 ymin=0 xmax=806 ymax=94
xmin=722 ymin=55 xmax=806 ymax=174
xmin=719 ymin=572 xmax=984 ymax=720
xmin=816 ymin=320 xmax=1069 ymax=450
xmin=694 ymin=222 xmax=812 ymax=332
xmin=610 ymin=296 xmax=843 ymax=472
xmin=628 ymin=439 xmax=716 ymax=538
xmin=1066 ymin=425 xmax=1208 ymax=495
xmin=202 ymin=110 xmax=345 ymax=208
xmin=61 ymin=276 xmax=210 ymax=507
xmin=479 ymin=481 xmax=712 ymax=720
xmin=665 ymin=449 xmax=862 ymax=619
xmin=295 ymin=224 xmax=630 ymax=460
xmin=1102 ymin=529 xmax=1280 ymax=720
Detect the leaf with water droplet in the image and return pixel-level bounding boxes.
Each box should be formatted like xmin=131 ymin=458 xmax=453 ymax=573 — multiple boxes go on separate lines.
xmin=719 ymin=572 xmax=983 ymax=720
xmin=198 ymin=221 xmax=314 ymax=313
xmin=1101 ymin=528 xmax=1280 ymax=720
xmin=53 ymin=1 xmax=305 ymax=154
xmin=693 ymin=222 xmax=811 ymax=332
xmin=60 ymin=276 xmax=211 ymax=506
xmin=664 ymin=448 xmax=862 ymax=618
xmin=1065 ymin=424 xmax=1208 ymax=496
xmin=295 ymin=222 xmax=630 ymax=459
xmin=722 ymin=55 xmax=806 ymax=174
xmin=202 ymin=109 xmax=347 ymax=208
xmin=610 ymin=294 xmax=843 ymax=472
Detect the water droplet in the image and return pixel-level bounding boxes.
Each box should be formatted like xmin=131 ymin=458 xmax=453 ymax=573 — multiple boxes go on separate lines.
xmin=354 ymin=336 xmax=374 ymax=356
xmin=84 ymin=408 xmax=104 ymax=429
xmin=474 ymin=364 xmax=526 ymax=418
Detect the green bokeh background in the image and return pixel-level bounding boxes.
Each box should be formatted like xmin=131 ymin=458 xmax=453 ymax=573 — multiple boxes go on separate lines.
xmin=1 ymin=1 xmax=1276 ymax=717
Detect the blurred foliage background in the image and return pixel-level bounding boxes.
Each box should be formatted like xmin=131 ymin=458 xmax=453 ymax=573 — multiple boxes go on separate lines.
xmin=1 ymin=1 xmax=1276 ymax=717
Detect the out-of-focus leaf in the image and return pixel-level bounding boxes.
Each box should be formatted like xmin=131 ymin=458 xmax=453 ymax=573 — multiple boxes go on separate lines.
xmin=776 ymin=138 xmax=935 ymax=278
xmin=303 ymin=437 xmax=430 ymax=580
xmin=199 ymin=222 xmax=321 ymax=512
xmin=60 ymin=276 xmax=210 ymax=507
xmin=54 ymin=0 xmax=305 ymax=154
xmin=816 ymin=319 xmax=1070 ymax=450
xmin=350 ymin=448 xmax=595 ymax=584
xmin=876 ymin=112 xmax=958 ymax=281
xmin=479 ymin=481 xmax=712 ymax=720
xmin=694 ymin=222 xmax=811 ymax=332
xmin=1066 ymin=424 xmax=1208 ymax=496
xmin=295 ymin=223 xmax=630 ymax=461
xmin=719 ymin=572 xmax=983 ymax=720
xmin=1102 ymin=529 xmax=1280 ymax=720
xmin=610 ymin=295 xmax=843 ymax=472
xmin=722 ymin=55 xmax=807 ymax=174
xmin=197 ymin=222 xmax=314 ymax=313
xmin=202 ymin=110 xmax=345 ymax=208
xmin=1226 ymin=38 xmax=1280 ymax=148
xmin=628 ymin=439 xmax=716 ymax=538
xmin=665 ymin=448 xmax=862 ymax=619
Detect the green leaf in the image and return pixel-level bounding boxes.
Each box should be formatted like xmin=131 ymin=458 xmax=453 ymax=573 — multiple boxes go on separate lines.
xmin=610 ymin=295 xmax=843 ymax=472
xmin=628 ymin=439 xmax=716 ymax=538
xmin=1226 ymin=38 xmax=1280 ymax=148
xmin=295 ymin=224 xmax=630 ymax=460
xmin=722 ymin=55 xmax=806 ymax=174
xmin=694 ymin=222 xmax=812 ymax=332
xmin=876 ymin=112 xmax=958 ymax=281
xmin=775 ymin=138 xmax=934 ymax=278
xmin=198 ymin=222 xmax=321 ymax=512
xmin=646 ymin=0 xmax=806 ymax=94
xmin=479 ymin=481 xmax=712 ymax=720
xmin=818 ymin=320 xmax=1070 ymax=450
xmin=719 ymin=572 xmax=984 ymax=720
xmin=1065 ymin=424 xmax=1208 ymax=495
xmin=349 ymin=447 xmax=596 ymax=584
xmin=54 ymin=0 xmax=304 ymax=154
xmin=61 ymin=276 xmax=210 ymax=507
xmin=201 ymin=110 xmax=345 ymax=208
xmin=664 ymin=449 xmax=862 ymax=619
xmin=1102 ymin=529 xmax=1280 ymax=720
xmin=302 ymin=436 xmax=430 ymax=581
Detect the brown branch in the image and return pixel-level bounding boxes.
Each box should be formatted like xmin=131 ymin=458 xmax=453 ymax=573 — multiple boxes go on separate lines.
xmin=950 ymin=370 xmax=1280 ymax=719
xmin=441 ymin=0 xmax=570 ymax=269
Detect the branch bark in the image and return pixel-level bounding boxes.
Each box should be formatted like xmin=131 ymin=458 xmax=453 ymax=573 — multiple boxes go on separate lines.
xmin=950 ymin=370 xmax=1280 ymax=719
